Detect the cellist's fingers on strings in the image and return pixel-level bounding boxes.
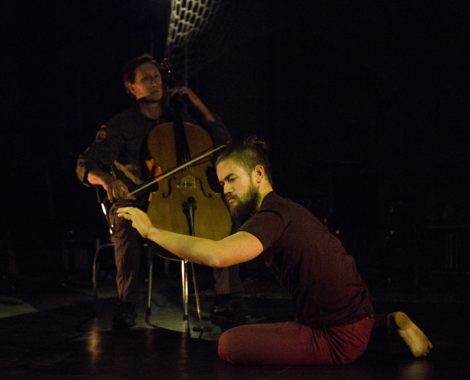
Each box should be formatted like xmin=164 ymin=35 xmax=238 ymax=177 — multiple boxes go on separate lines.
xmin=170 ymin=87 xmax=215 ymax=121
xmin=169 ymin=87 xmax=202 ymax=106
xmin=169 ymin=86 xmax=192 ymax=97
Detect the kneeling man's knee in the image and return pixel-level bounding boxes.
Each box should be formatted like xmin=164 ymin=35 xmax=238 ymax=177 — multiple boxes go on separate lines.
xmin=217 ymin=328 xmax=240 ymax=364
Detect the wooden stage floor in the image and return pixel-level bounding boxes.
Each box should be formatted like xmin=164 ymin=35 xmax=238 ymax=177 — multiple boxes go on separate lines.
xmin=0 ymin=266 xmax=469 ymax=380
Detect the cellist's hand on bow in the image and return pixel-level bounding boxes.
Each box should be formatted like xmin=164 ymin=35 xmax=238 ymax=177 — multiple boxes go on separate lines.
xmin=105 ymin=179 xmax=135 ymax=202
xmin=117 ymin=207 xmax=153 ymax=238
xmin=170 ymin=87 xmax=216 ymax=122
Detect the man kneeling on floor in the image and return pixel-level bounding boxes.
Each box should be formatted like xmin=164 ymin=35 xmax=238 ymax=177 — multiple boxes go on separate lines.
xmin=118 ymin=136 xmax=433 ymax=365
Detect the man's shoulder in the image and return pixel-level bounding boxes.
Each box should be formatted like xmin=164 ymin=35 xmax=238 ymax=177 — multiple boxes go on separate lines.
xmin=262 ymin=192 xmax=317 ymax=220
xmin=105 ymin=106 xmax=137 ymax=127
xmin=261 ymin=192 xmax=292 ymax=210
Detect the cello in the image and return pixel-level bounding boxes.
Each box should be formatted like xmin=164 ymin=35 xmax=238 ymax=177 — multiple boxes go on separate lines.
xmin=127 ymin=65 xmax=232 ymax=325
xmin=136 ymin=70 xmax=232 ymax=241
xmin=145 ymin=120 xmax=232 ymax=240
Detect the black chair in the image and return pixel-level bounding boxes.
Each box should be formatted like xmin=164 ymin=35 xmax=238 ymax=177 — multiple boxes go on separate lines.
xmin=92 ymin=188 xmax=202 ymax=326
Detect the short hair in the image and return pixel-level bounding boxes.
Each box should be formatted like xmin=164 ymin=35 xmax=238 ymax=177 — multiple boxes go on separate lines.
xmin=216 ymin=135 xmax=273 ymax=184
xmin=122 ymin=53 xmax=170 ymax=104
xmin=122 ymin=53 xmax=160 ymax=84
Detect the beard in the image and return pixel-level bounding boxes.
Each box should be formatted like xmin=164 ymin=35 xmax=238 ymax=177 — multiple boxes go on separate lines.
xmin=227 ymin=185 xmax=260 ymax=226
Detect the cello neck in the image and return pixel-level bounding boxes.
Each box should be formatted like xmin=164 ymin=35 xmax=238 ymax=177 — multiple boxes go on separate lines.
xmin=170 ymin=95 xmax=192 ymax=164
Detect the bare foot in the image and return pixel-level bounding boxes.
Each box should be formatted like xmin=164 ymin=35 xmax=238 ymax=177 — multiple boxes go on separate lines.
xmin=388 ymin=311 xmax=433 ymax=358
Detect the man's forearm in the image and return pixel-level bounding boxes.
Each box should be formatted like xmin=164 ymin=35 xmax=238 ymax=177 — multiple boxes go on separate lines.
xmin=146 ymin=226 xmax=222 ymax=267
xmin=117 ymin=206 xmax=252 ymax=267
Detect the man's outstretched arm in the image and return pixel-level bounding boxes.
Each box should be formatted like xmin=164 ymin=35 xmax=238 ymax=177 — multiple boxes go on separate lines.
xmin=117 ymin=206 xmax=263 ymax=268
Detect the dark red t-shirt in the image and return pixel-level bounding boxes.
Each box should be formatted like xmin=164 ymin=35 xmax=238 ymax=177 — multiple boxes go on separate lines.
xmin=239 ymin=192 xmax=374 ymax=327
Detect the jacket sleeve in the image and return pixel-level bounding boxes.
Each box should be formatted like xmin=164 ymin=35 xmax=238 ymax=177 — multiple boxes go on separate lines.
xmin=76 ymin=123 xmax=124 ymax=186
xmin=201 ymin=115 xmax=232 ymax=146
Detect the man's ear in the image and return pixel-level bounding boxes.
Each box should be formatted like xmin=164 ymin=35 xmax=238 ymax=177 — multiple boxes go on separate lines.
xmin=254 ymin=165 xmax=264 ymax=182
xmin=125 ymin=81 xmax=136 ymax=96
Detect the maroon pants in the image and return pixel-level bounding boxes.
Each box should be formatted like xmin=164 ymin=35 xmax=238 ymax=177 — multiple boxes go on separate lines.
xmin=218 ymin=316 xmax=374 ymax=365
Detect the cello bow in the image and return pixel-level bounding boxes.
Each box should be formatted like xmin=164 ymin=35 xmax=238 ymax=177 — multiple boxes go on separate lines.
xmin=129 ymin=143 xmax=227 ymax=197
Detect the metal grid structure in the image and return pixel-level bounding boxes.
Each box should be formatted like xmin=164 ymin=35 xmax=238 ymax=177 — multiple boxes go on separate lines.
xmin=164 ymin=0 xmax=283 ymax=80
xmin=166 ymin=0 xmax=220 ymax=48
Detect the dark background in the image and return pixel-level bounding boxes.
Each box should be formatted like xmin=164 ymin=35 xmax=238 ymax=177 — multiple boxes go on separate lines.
xmin=2 ymin=0 xmax=470 ymax=285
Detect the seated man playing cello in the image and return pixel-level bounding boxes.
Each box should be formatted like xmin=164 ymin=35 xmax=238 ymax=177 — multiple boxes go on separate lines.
xmin=76 ymin=54 xmax=245 ymax=329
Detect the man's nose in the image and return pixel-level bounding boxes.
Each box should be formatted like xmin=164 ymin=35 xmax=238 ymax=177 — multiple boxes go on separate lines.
xmin=223 ymin=183 xmax=232 ymax=194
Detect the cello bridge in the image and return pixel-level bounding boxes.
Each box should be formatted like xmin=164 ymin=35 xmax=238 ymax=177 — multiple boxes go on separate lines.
xmin=176 ymin=175 xmax=197 ymax=190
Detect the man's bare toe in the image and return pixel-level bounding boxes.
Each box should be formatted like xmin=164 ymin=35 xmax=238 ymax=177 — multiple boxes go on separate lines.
xmin=389 ymin=311 xmax=433 ymax=358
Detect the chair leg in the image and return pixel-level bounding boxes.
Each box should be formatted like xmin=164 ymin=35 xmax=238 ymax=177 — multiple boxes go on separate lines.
xmin=190 ymin=262 xmax=203 ymax=327
xmin=181 ymin=260 xmax=189 ymax=320
xmin=92 ymin=239 xmax=100 ymax=301
xmin=146 ymin=247 xmax=153 ymax=317
xmin=91 ymin=239 xmax=102 ymax=317
xmin=151 ymin=254 xmax=202 ymax=327
xmin=92 ymin=240 xmax=114 ymax=316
